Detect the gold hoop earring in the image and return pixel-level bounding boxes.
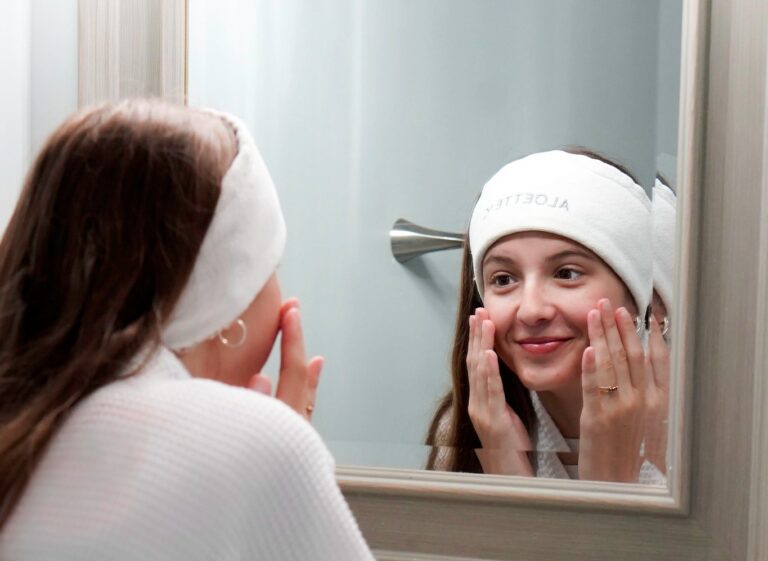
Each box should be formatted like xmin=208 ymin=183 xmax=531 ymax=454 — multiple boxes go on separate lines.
xmin=217 ymin=319 xmax=247 ymax=348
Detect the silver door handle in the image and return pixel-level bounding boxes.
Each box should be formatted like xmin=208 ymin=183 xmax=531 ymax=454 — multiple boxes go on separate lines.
xmin=389 ymin=218 xmax=465 ymax=263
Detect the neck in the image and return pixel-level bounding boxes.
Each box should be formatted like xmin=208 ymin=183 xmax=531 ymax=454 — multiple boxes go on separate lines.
xmin=537 ymin=379 xmax=583 ymax=439
xmin=176 ymin=340 xmax=222 ymax=382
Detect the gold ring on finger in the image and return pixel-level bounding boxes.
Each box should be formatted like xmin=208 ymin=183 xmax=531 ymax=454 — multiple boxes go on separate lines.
xmin=597 ymin=385 xmax=619 ymax=394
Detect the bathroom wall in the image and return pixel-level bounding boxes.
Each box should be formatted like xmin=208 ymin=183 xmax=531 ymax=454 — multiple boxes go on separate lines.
xmin=0 ymin=0 xmax=78 ymax=234
xmin=0 ymin=1 xmax=31 ymax=232
xmin=189 ymin=0 xmax=680 ymax=468
xmin=656 ymin=0 xmax=683 ymax=186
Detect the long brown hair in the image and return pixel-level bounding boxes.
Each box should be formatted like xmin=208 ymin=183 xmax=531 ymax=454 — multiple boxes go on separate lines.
xmin=425 ymin=148 xmax=639 ymax=473
xmin=0 ymin=99 xmax=235 ymax=527
xmin=425 ymin=240 xmax=535 ymax=473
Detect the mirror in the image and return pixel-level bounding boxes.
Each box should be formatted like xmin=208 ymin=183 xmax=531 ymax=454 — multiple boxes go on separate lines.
xmin=188 ymin=0 xmax=682 ymax=485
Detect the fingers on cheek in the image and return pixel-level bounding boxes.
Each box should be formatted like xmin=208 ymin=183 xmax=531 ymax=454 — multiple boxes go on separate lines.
xmin=617 ymin=308 xmax=640 ymax=351
xmin=582 ymin=346 xmax=596 ymax=377
xmin=481 ymin=319 xmax=494 ymax=349
xmin=587 ymin=309 xmax=601 ymax=340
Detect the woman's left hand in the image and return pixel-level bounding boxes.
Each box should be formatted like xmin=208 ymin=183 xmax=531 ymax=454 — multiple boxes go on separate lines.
xmin=578 ymin=299 xmax=646 ymax=482
xmin=247 ymin=299 xmax=324 ymax=422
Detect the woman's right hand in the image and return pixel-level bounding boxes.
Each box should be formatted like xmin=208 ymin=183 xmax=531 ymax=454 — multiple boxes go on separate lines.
xmin=643 ymin=315 xmax=670 ymax=474
xmin=467 ymin=308 xmax=533 ymax=476
xmin=248 ymin=299 xmax=324 ymax=422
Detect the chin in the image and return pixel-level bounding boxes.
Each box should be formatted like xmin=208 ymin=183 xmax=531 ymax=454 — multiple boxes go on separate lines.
xmin=514 ymin=364 xmax=581 ymax=393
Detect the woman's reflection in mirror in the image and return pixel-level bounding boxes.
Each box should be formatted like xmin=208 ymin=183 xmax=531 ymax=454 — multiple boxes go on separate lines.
xmin=426 ymin=149 xmax=667 ymax=484
xmin=642 ymin=174 xmax=677 ymax=476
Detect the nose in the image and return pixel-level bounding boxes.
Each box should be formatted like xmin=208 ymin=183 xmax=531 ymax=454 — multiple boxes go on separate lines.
xmin=516 ymin=279 xmax=556 ymax=327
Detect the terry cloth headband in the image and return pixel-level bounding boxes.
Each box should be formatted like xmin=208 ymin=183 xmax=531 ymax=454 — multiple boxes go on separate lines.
xmin=652 ymin=177 xmax=677 ymax=313
xmin=469 ymin=150 xmax=652 ymax=315
xmin=162 ymin=109 xmax=286 ymax=350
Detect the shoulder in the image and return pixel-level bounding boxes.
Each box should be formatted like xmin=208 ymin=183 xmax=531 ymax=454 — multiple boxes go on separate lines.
xmin=90 ymin=348 xmax=334 ymax=480
xmin=7 ymin=350 xmax=374 ymax=560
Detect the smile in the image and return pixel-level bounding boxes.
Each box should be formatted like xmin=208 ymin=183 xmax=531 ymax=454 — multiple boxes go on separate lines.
xmin=516 ymin=337 xmax=572 ymax=355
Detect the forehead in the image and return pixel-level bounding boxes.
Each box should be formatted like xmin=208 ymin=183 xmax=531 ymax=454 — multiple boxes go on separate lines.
xmin=483 ymin=231 xmax=600 ymax=262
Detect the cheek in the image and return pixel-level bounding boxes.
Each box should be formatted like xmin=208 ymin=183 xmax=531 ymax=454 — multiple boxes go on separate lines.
xmin=580 ymin=279 xmax=635 ymax=318
xmin=483 ymin=296 xmax=512 ymax=327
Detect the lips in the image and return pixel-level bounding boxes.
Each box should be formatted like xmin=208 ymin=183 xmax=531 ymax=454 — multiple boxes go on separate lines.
xmin=516 ymin=337 xmax=571 ymax=355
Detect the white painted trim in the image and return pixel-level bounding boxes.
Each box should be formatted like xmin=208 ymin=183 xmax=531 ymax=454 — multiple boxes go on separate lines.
xmin=666 ymin=0 xmax=708 ymax=516
xmin=374 ymin=551 xmax=488 ymax=561
xmin=160 ymin=0 xmax=187 ymax=103
xmin=338 ymin=464 xmax=675 ymax=513
xmin=746 ymin=29 xmax=768 ymax=561
xmin=78 ymin=0 xmax=119 ymax=106
xmin=78 ymin=0 xmax=185 ymax=106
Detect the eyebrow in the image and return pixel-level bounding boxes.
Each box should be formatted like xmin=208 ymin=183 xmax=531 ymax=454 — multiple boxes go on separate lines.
xmin=482 ymin=249 xmax=598 ymax=269
xmin=482 ymin=255 xmax=515 ymax=269
xmin=544 ymin=249 xmax=598 ymax=264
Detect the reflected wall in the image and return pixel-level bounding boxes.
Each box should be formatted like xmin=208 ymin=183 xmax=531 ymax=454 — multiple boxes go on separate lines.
xmin=189 ymin=0 xmax=682 ymax=469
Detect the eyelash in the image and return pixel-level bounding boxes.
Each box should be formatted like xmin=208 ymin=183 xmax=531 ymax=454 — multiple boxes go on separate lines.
xmin=554 ymin=267 xmax=583 ymax=281
xmin=489 ymin=273 xmax=516 ymax=287
xmin=488 ymin=266 xmax=584 ymax=288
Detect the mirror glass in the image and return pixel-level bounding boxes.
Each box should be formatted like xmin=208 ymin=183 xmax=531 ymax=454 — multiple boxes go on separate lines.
xmin=189 ymin=0 xmax=682 ymax=484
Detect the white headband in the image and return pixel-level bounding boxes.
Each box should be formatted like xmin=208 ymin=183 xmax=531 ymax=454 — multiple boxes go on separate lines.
xmin=469 ymin=150 xmax=652 ymax=315
xmin=652 ymin=178 xmax=677 ymax=313
xmin=162 ymin=110 xmax=286 ymax=350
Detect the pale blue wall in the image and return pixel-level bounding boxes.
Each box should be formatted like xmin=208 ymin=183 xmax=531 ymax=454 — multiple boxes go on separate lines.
xmin=0 ymin=0 xmax=78 ymax=234
xmin=189 ymin=0 xmax=681 ymax=468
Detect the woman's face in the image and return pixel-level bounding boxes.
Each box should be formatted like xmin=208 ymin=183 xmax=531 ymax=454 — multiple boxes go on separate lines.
xmin=480 ymin=232 xmax=636 ymax=393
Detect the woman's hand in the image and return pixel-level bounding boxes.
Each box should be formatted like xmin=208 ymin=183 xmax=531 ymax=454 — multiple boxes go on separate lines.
xmin=643 ymin=315 xmax=670 ymax=474
xmin=578 ymin=299 xmax=645 ymax=482
xmin=467 ymin=308 xmax=533 ymax=476
xmin=248 ymin=299 xmax=324 ymax=422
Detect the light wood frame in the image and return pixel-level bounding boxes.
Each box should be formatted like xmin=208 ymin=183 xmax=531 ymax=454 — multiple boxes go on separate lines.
xmin=78 ymin=0 xmax=768 ymax=558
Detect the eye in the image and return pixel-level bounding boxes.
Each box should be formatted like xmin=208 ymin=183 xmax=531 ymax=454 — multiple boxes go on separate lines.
xmin=489 ymin=272 xmax=516 ymax=287
xmin=554 ymin=267 xmax=582 ymax=281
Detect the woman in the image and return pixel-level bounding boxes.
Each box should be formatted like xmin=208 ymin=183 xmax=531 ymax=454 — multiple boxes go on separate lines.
xmin=642 ymin=175 xmax=678 ymax=475
xmin=0 ymin=99 xmax=374 ymax=559
xmin=426 ymin=150 xmax=665 ymax=484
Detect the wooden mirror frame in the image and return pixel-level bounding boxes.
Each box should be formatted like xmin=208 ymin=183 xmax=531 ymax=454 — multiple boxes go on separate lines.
xmin=78 ymin=0 xmax=768 ymax=558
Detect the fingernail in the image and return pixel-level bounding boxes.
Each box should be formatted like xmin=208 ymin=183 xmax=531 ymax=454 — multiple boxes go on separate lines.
xmin=617 ymin=307 xmax=630 ymax=321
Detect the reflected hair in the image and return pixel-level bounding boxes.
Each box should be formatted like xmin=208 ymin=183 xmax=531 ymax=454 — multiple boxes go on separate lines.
xmin=425 ymin=239 xmax=535 ymax=473
xmin=0 ymin=99 xmax=235 ymax=527
xmin=425 ymin=148 xmax=641 ymax=473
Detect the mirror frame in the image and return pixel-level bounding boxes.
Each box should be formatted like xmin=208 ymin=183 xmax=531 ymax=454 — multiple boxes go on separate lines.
xmin=78 ymin=0 xmax=768 ymax=558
